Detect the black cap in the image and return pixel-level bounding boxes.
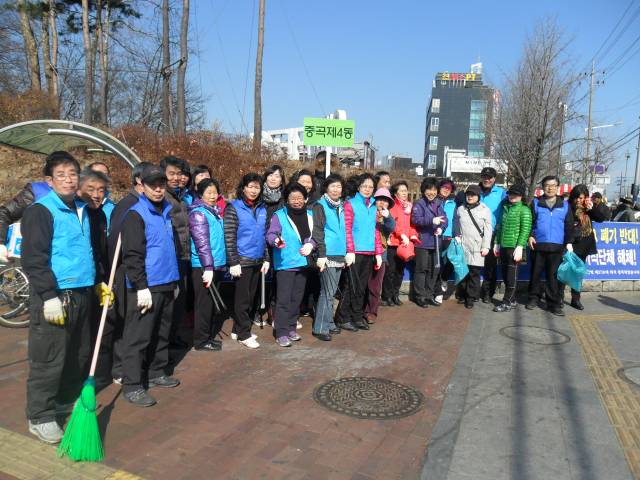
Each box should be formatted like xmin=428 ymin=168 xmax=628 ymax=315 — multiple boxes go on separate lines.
xmin=507 ymin=183 xmax=526 ymax=197
xmin=466 ymin=184 xmax=481 ymax=196
xmin=480 ymin=167 xmax=497 ymax=178
xmin=140 ymin=165 xmax=167 ymax=184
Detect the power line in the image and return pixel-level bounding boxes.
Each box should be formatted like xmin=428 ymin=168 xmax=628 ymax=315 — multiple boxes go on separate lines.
xmin=605 ymin=32 xmax=640 ymax=72
xmin=588 ymin=0 xmax=636 ymax=67
xmin=241 ymin=0 xmax=257 ymax=131
xmin=596 ymin=5 xmax=640 ymax=65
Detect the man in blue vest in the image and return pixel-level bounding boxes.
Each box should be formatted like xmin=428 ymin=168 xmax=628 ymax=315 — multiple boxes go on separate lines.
xmin=120 ymin=165 xmax=181 ymax=407
xmin=87 ymin=161 xmax=116 ymax=229
xmin=526 ymin=175 xmax=575 ymax=316
xmin=21 ymin=152 xmax=98 ymax=444
xmin=478 ymin=167 xmax=507 ymax=303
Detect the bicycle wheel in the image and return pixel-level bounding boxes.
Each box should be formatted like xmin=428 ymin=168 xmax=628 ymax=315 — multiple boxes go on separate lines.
xmin=0 ymin=266 xmax=30 ymax=328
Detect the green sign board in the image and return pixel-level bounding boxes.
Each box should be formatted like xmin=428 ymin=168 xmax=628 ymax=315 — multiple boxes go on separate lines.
xmin=303 ymin=118 xmax=355 ymax=147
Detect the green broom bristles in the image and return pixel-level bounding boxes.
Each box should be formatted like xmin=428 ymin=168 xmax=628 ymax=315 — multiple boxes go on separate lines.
xmin=57 ymin=377 xmax=103 ymax=462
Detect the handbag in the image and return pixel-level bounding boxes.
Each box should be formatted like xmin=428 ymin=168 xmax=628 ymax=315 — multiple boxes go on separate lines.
xmin=396 ymin=241 xmax=415 ymax=262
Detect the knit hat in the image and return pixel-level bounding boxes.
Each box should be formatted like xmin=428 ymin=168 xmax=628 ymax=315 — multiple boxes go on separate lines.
xmin=374 ymin=187 xmax=395 ymax=208
xmin=465 ymin=184 xmax=481 ymax=196
xmin=480 ymin=167 xmax=497 ymax=178
xmin=507 ymin=183 xmax=526 ymax=197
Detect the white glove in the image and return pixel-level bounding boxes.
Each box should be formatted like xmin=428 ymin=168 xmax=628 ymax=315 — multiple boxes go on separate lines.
xmin=43 ymin=297 xmax=65 ymax=325
xmin=380 ymin=208 xmax=390 ymax=218
xmin=300 ymin=243 xmax=313 ymax=256
xmin=202 ymin=270 xmax=214 ymax=288
xmin=137 ymin=288 xmax=153 ymax=314
xmin=481 ymin=248 xmax=489 ymax=257
xmin=455 ymin=236 xmax=462 ymax=244
xmin=173 ymin=285 xmax=180 ymax=299
xmin=493 ymin=244 xmax=500 ymax=257
xmin=400 ymin=234 xmax=410 ymax=247
xmin=435 ymin=228 xmax=442 ymax=236
xmin=566 ymin=243 xmax=573 ymax=253
xmin=230 ymin=265 xmax=242 ymax=278
xmin=260 ymin=261 xmax=270 ymax=274
xmin=433 ymin=216 xmax=443 ymax=226
xmin=514 ymin=245 xmax=523 ymax=262
xmin=345 ymin=252 xmax=356 ymax=266
xmin=374 ymin=254 xmax=383 ymax=270
xmin=0 ymin=244 xmax=8 ymax=263
xmin=317 ymin=257 xmax=327 ymax=272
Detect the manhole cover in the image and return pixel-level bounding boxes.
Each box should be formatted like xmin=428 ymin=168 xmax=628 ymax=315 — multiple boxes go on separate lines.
xmin=313 ymin=377 xmax=424 ymax=419
xmin=617 ymin=366 xmax=640 ymax=387
xmin=499 ymin=325 xmax=570 ymax=345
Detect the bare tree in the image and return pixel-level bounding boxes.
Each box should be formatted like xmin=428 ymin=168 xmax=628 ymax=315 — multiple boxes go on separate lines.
xmin=81 ymin=0 xmax=94 ymax=123
xmin=176 ymin=0 xmax=188 ymax=133
xmin=48 ymin=0 xmax=59 ymax=103
xmin=253 ymin=0 xmax=265 ymax=155
xmin=97 ymin=0 xmax=111 ymax=125
xmin=16 ymin=0 xmax=41 ymax=90
xmin=161 ymin=0 xmax=171 ymax=132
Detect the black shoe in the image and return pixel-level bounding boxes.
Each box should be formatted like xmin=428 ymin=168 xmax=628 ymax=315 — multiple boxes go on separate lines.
xmin=415 ymin=299 xmax=429 ymax=308
xmin=148 ymin=375 xmax=180 ymax=388
xmin=427 ymin=299 xmax=441 ymax=307
xmin=124 ymin=389 xmax=156 ymax=407
xmin=169 ymin=338 xmax=189 ymax=349
xmin=457 ymin=298 xmax=466 ymax=305
xmin=570 ymin=300 xmax=584 ymax=310
xmin=313 ymin=332 xmax=332 ymax=341
xmin=493 ymin=303 xmax=511 ymax=313
xmin=392 ymin=296 xmax=403 ymax=306
xmin=481 ymin=295 xmax=491 ymax=304
xmin=473 ymin=298 xmax=479 ymax=303
xmin=354 ymin=321 xmax=370 ymax=330
xmin=329 ymin=327 xmax=341 ymax=335
xmin=525 ymin=300 xmax=537 ymax=310
xmin=465 ymin=299 xmax=474 ymax=309
xmin=550 ymin=307 xmax=565 ymax=317
xmin=194 ymin=341 xmax=222 ymax=352
xmin=380 ymin=299 xmax=392 ymax=307
xmin=339 ymin=322 xmax=358 ymax=332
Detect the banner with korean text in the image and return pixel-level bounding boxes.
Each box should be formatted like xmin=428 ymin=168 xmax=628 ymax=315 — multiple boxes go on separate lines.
xmin=585 ymin=222 xmax=640 ymax=280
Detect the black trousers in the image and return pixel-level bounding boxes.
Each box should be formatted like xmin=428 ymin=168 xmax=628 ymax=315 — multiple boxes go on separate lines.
xmin=26 ymin=288 xmax=92 ymax=424
xmin=481 ymin=245 xmax=498 ymax=298
xmin=169 ymin=260 xmax=189 ymax=346
xmin=232 ymin=265 xmax=261 ymax=341
xmin=121 ymin=290 xmax=174 ymax=393
xmin=500 ymin=248 xmax=518 ymax=304
xmin=382 ymin=246 xmax=405 ymax=301
xmin=335 ymin=254 xmax=373 ymax=326
xmin=413 ymin=248 xmax=439 ymax=302
xmin=528 ymin=250 xmax=564 ymax=308
xmin=275 ymin=270 xmax=308 ymax=338
xmin=463 ymin=266 xmax=482 ymax=300
xmin=191 ymin=268 xmax=225 ymax=348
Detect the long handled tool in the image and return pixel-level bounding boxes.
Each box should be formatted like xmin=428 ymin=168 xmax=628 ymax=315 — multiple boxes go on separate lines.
xmin=208 ymin=280 xmax=227 ymax=313
xmin=58 ymin=235 xmax=121 ymax=462
xmin=260 ymin=271 xmax=266 ymax=310
xmin=435 ymin=234 xmax=441 ymax=269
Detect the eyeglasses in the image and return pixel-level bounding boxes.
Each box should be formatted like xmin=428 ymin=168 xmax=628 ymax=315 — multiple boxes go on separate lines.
xmin=544 ymin=183 xmax=558 ymax=188
xmin=52 ymin=173 xmax=79 ymax=181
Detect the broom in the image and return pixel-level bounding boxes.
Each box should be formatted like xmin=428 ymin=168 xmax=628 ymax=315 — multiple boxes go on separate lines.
xmin=58 ymin=234 xmax=121 ymax=462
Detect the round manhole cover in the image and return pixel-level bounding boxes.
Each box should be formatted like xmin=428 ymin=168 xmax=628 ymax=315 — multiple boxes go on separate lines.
xmin=499 ymin=326 xmax=570 ymax=345
xmin=313 ymin=377 xmax=424 ymax=419
xmin=617 ymin=366 xmax=640 ymax=387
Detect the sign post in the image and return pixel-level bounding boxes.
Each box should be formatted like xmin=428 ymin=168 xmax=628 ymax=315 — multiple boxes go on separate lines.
xmin=303 ymin=117 xmax=355 ymax=177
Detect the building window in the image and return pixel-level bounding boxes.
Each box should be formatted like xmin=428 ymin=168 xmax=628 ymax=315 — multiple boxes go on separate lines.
xmin=429 ymin=136 xmax=438 ymax=150
xmin=430 ymin=117 xmax=439 ymax=132
xmin=432 ymin=98 xmax=440 ymax=114
xmin=428 ymin=154 xmax=437 ymax=169
xmin=468 ymin=100 xmax=487 ymax=157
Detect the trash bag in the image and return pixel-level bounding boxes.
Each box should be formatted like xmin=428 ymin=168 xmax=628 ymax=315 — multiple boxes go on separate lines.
xmin=445 ymin=240 xmax=469 ymax=285
xmin=557 ymin=251 xmax=587 ymax=292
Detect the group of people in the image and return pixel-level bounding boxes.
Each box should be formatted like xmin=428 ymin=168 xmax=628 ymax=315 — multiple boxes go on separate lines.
xmin=0 ymin=152 xmax=612 ymax=445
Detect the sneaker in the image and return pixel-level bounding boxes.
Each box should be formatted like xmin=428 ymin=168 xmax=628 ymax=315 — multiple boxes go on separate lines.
xmin=239 ymin=336 xmax=260 ymax=349
xmin=550 ymin=307 xmax=565 ymax=317
xmin=441 ymin=281 xmax=448 ymax=294
xmin=493 ymin=303 xmax=511 ymax=313
xmin=253 ymin=318 xmax=264 ymax=327
xmin=148 ymin=375 xmax=180 ymax=388
xmin=277 ymin=336 xmax=292 ymax=347
xmin=113 ymin=377 xmax=123 ymax=385
xmin=231 ymin=332 xmax=257 ymax=341
xmin=434 ymin=295 xmax=443 ymax=305
xmin=296 ymin=321 xmax=303 ymax=330
xmin=124 ymin=388 xmax=157 ymax=407
xmin=525 ymin=300 xmax=537 ymax=310
xmin=193 ymin=341 xmax=222 ymax=352
xmin=288 ymin=331 xmax=301 ymax=341
xmin=28 ymin=420 xmax=63 ymax=444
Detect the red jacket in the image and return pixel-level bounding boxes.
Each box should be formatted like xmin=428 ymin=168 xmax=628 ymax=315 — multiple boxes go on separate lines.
xmin=388 ymin=197 xmax=419 ymax=247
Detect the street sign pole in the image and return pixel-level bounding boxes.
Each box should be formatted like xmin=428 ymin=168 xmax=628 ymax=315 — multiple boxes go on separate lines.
xmin=326 ymin=146 xmax=332 ymax=177
xmin=632 ymin=117 xmax=640 ymax=203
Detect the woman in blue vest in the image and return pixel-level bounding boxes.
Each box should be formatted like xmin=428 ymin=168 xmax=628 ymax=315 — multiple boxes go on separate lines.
xmin=335 ymin=173 xmax=383 ymax=331
xmin=266 ymin=183 xmax=315 ymax=347
xmin=527 ymin=175 xmax=575 ymax=316
xmin=311 ymin=174 xmax=346 ymax=341
xmin=436 ymin=179 xmax=457 ymax=303
xmin=188 ymin=178 xmax=227 ymax=352
xmin=223 ymin=173 xmax=270 ymax=349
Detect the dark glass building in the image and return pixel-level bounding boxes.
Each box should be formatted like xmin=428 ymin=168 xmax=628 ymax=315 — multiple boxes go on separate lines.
xmin=423 ymin=69 xmax=495 ymax=176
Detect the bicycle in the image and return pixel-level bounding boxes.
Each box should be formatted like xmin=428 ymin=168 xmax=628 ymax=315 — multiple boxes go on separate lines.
xmin=0 ymin=261 xmax=30 ymax=328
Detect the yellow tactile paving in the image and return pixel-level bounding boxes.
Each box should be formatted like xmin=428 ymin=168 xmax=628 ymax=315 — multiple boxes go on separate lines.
xmin=0 ymin=427 xmax=143 ymax=480
xmin=570 ymin=313 xmax=640 ymax=479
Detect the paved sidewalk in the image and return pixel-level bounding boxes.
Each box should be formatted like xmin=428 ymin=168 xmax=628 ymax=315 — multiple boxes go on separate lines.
xmin=422 ymin=291 xmax=640 ymax=480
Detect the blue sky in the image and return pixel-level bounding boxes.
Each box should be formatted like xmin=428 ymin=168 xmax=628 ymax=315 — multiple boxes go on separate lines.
xmin=190 ymin=0 xmax=640 ymax=193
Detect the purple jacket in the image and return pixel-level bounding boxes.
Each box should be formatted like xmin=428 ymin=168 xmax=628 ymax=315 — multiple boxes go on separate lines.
xmin=411 ymin=197 xmax=447 ymax=249
xmin=188 ymin=198 xmax=223 ymax=270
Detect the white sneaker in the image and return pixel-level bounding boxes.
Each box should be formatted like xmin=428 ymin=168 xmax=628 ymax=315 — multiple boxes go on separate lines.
xmin=434 ymin=295 xmax=443 ymax=305
xmin=231 ymin=333 xmax=257 ymax=341
xmin=239 ymin=336 xmax=260 ymax=349
xmin=28 ymin=420 xmax=63 ymax=444
xmin=296 ymin=321 xmax=303 ymax=330
xmin=113 ymin=377 xmax=123 ymax=385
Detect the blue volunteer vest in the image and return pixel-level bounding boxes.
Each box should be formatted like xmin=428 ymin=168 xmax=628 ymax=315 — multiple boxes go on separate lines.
xmin=127 ymin=195 xmax=180 ymax=288
xmin=233 ymin=199 xmax=267 ymax=260
xmin=349 ymin=192 xmax=377 ymax=252
xmin=480 ymin=184 xmax=507 ymax=228
xmin=102 ymin=196 xmax=115 ymax=231
xmin=190 ymin=205 xmax=226 ymax=269
xmin=442 ymin=198 xmax=456 ymax=237
xmin=272 ymin=208 xmax=313 ymax=271
xmin=532 ymin=197 xmax=568 ymax=244
xmin=35 ymin=191 xmax=95 ymax=289
xmin=318 ymin=197 xmax=346 ymax=257
xmin=30 ymin=181 xmax=51 ymax=200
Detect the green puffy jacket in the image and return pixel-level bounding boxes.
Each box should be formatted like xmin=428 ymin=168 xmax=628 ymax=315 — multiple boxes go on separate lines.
xmin=495 ymin=201 xmax=532 ymax=248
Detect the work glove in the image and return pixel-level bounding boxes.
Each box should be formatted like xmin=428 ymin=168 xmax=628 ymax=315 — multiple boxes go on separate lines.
xmin=345 ymin=252 xmax=356 ymax=266
xmin=493 ymin=244 xmax=500 ymax=258
xmin=514 ymin=245 xmax=524 ymax=262
xmin=260 ymin=261 xmax=270 ymax=274
xmin=400 ymin=234 xmax=410 ymax=247
xmin=380 ymin=208 xmax=390 ymax=218
xmin=43 ymin=297 xmax=66 ymax=326
xmin=137 ymin=288 xmax=152 ymax=314
xmin=566 ymin=243 xmax=573 ymax=253
xmin=374 ymin=254 xmax=383 ymax=270
xmin=481 ymin=248 xmax=489 ymax=257
xmin=0 ymin=244 xmax=8 ymax=263
xmin=433 ymin=216 xmax=444 ymax=226
xmin=94 ymin=282 xmax=115 ymax=308
xmin=229 ymin=265 xmax=242 ymax=278
xmin=317 ymin=257 xmax=327 ymax=272
xmin=202 ymin=270 xmax=214 ymax=288
xmin=174 ymin=285 xmax=180 ymax=300
xmin=300 ymin=243 xmax=314 ymax=256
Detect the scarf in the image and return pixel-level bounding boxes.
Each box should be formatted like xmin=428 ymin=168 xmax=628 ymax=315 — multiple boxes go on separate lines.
xmin=575 ymin=204 xmax=593 ymax=237
xmin=262 ymin=184 xmax=282 ymax=205
xmin=396 ymin=195 xmax=412 ymax=215
xmin=322 ymin=193 xmax=342 ymax=209
xmin=288 ymin=205 xmax=310 ymax=240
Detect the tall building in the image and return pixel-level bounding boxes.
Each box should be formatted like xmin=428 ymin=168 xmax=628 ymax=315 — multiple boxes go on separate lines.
xmin=423 ymin=64 xmax=496 ymax=177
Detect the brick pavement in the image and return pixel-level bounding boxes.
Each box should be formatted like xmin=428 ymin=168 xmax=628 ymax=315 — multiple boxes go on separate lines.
xmin=0 ymin=299 xmax=471 ymax=479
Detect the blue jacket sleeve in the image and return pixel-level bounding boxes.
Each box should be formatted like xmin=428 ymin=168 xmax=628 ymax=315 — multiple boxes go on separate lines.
xmin=189 ymin=210 xmax=214 ymax=270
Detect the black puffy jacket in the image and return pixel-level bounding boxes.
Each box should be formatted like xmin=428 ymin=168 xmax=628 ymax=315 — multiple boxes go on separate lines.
xmin=165 ymin=189 xmax=191 ymax=261
xmin=0 ymin=183 xmax=36 ymax=242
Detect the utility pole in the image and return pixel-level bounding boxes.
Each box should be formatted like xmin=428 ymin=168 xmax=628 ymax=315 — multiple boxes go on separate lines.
xmin=253 ymin=0 xmax=265 ymax=156
xmin=632 ymin=118 xmax=640 ymax=204
xmin=584 ymin=61 xmax=595 ymax=183
xmin=623 ymin=151 xmax=631 ymax=197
